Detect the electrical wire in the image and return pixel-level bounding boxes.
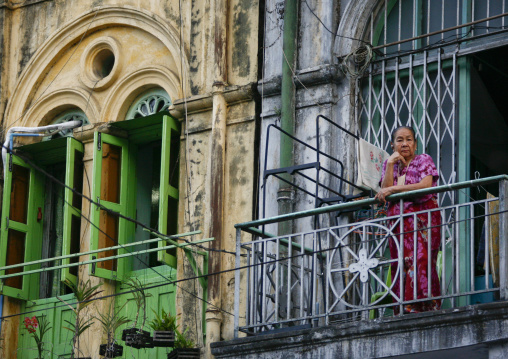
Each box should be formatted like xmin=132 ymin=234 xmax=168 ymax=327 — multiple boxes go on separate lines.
xmin=3 ymin=0 xmax=507 ymax=338
xmin=340 ymin=45 xmax=373 ymax=79
xmin=177 ymin=0 xmax=202 ymax=344
xmin=372 ymin=11 xmax=508 ymax=52
xmin=281 ymin=48 xmax=353 ymax=111
xmin=302 ymin=0 xmax=370 ymax=45
xmin=3 ymin=203 xmax=507 ymax=322
xmin=0 ymin=5 xmax=102 ymax=138
xmin=7 ymin=143 xmax=236 ymax=255
xmin=1 ymin=143 xmax=238 ymax=321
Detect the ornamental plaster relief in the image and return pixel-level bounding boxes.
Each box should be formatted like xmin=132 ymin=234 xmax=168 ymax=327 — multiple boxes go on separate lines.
xmin=4 ymin=6 xmax=187 ymax=129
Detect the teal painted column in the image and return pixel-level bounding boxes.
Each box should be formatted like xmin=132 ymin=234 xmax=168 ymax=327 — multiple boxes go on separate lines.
xmin=456 ymin=0 xmax=472 ymax=306
xmin=278 ymin=0 xmax=299 ymax=236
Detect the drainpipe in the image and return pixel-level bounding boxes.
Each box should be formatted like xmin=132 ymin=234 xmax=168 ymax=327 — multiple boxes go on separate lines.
xmin=278 ymin=0 xmax=299 ymax=236
xmin=206 ymin=0 xmax=227 ymax=356
xmin=2 ymin=120 xmax=83 ymax=170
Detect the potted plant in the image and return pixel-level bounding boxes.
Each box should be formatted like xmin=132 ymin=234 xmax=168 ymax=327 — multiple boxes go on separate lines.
xmin=148 ymin=308 xmax=177 ymax=347
xmin=121 ymin=277 xmax=153 ymax=349
xmin=23 ymin=315 xmax=52 ymax=359
xmin=96 ymin=302 xmax=130 ymax=358
xmin=59 ymin=279 xmax=102 ymax=359
xmin=167 ymin=328 xmax=200 ymax=359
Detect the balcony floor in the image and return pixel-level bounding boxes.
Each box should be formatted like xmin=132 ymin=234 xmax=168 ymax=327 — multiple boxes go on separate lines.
xmin=212 ymin=301 xmax=508 ymax=359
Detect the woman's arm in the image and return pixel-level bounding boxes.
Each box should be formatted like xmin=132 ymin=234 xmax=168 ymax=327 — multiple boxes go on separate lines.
xmin=375 ymin=175 xmax=433 ymax=203
xmin=379 ymin=151 xmax=406 ymax=189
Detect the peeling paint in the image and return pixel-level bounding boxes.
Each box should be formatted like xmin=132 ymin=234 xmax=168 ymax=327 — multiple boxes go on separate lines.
xmin=232 ymin=0 xmax=253 ymax=78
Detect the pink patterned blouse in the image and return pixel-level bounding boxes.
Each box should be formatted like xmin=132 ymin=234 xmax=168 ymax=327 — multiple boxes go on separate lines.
xmin=380 ymin=154 xmax=439 ymax=214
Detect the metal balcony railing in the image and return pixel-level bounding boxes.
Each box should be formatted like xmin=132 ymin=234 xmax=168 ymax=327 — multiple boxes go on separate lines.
xmin=233 ymin=176 xmax=508 ymax=337
xmin=0 ymin=230 xmax=210 ymax=285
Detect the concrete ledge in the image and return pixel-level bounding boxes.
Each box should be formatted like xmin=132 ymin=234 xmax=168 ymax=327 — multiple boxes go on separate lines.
xmin=211 ymin=301 xmax=508 ymax=358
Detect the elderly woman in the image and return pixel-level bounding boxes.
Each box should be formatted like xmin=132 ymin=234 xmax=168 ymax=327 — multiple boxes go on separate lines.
xmin=375 ymin=126 xmax=441 ymax=313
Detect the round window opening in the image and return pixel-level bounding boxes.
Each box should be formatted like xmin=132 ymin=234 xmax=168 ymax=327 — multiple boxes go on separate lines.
xmin=80 ymin=36 xmax=121 ymax=90
xmin=93 ymin=48 xmax=115 ymax=79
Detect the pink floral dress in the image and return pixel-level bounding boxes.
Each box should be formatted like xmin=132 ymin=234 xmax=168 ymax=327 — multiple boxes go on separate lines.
xmin=380 ymin=154 xmax=441 ymax=313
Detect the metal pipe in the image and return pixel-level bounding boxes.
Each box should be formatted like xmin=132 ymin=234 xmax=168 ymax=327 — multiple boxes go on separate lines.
xmin=372 ymin=11 xmax=508 ymax=51
xmin=2 ymin=120 xmax=83 ymax=170
xmin=278 ymin=0 xmax=299 ymax=236
xmin=0 ymin=231 xmax=207 ymax=272
xmin=236 ymin=175 xmax=508 ymax=229
xmin=0 ymin=240 xmax=204 ymax=281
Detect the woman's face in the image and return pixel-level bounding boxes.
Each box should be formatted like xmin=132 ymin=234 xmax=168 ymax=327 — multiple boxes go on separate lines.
xmin=392 ymin=128 xmax=416 ymax=161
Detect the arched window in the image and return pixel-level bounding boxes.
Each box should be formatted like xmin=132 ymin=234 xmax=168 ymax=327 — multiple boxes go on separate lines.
xmin=43 ymin=110 xmax=90 ymax=141
xmin=357 ymin=0 xmax=508 ymax=207
xmin=354 ymin=1 xmax=508 ymax=305
xmin=89 ymin=88 xmax=179 ymax=279
xmin=125 ymin=88 xmax=171 ymax=120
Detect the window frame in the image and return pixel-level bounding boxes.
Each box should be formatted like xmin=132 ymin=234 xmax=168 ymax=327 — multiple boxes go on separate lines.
xmin=0 ymin=156 xmax=43 ymax=299
xmin=0 ymin=137 xmax=83 ymax=299
xmin=89 ymin=113 xmax=180 ymax=281
xmin=90 ymin=132 xmax=132 ymax=281
xmin=61 ymin=138 xmax=85 ymax=285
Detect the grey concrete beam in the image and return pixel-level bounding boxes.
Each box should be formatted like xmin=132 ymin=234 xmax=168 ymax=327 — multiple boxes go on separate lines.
xmin=212 ymin=301 xmax=508 ymax=359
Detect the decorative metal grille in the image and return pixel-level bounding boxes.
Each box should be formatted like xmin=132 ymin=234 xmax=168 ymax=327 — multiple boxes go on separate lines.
xmin=357 ymin=52 xmax=457 ymax=209
xmin=356 ymin=0 xmax=508 ymax=208
xmin=126 ymin=89 xmax=171 ymax=120
xmin=236 ymin=178 xmax=506 ymax=334
xmin=366 ymin=0 xmax=508 ymax=56
xmin=44 ymin=110 xmax=89 ymax=140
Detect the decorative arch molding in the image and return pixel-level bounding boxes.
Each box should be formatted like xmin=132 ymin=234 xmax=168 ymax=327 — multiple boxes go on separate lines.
xmin=333 ymin=0 xmax=379 ymax=58
xmin=20 ymin=88 xmax=100 ymax=128
xmin=5 ymin=5 xmax=187 ymax=127
xmin=101 ymin=65 xmax=180 ymax=123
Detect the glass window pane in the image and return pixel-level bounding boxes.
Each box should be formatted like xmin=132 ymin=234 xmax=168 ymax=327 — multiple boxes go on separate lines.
xmin=150 ymin=144 xmax=161 ymax=229
xmin=9 ymin=164 xmax=30 ymax=223
xmin=72 ymin=149 xmax=84 ymax=209
xmin=98 ymin=209 xmax=118 ymax=271
xmin=6 ymin=229 xmax=26 ymax=289
xmin=69 ymin=214 xmax=81 ymax=277
xmin=100 ymin=143 xmax=122 ymax=203
xmin=169 ymin=129 xmax=180 ymax=189
xmin=166 ymin=197 xmax=178 ymax=258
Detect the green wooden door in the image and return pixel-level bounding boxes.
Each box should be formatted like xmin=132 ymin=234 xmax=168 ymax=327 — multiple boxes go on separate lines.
xmin=0 ymin=156 xmax=44 ymax=300
xmin=116 ymin=267 xmax=177 ymax=358
xmin=17 ymin=294 xmax=75 ymax=358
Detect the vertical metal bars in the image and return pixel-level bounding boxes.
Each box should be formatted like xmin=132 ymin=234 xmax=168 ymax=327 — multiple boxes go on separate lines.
xmin=236 ymin=181 xmax=504 ymax=335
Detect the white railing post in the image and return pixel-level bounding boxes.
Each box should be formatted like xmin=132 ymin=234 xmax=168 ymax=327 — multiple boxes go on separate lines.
xmin=499 ymin=179 xmax=508 ymax=300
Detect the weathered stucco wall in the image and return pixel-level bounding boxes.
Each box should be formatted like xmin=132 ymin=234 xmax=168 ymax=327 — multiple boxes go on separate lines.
xmin=0 ymin=0 xmax=260 ymax=358
xmin=212 ymin=302 xmax=508 ymax=359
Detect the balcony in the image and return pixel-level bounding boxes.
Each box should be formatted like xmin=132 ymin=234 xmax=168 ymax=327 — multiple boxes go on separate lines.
xmin=212 ymin=175 xmax=508 ymax=359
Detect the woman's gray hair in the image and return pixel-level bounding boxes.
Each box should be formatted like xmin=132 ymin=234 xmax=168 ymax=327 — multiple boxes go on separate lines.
xmin=391 ymin=126 xmax=416 ymax=142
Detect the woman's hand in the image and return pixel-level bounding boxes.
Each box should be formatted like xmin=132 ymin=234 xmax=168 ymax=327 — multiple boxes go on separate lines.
xmin=375 ymin=186 xmax=393 ymax=203
xmin=388 ymin=151 xmax=406 ymax=166
xmin=376 ymin=175 xmax=434 ymax=204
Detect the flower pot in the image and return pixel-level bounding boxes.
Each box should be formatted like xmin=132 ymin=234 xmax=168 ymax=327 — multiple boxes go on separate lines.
xmin=99 ymin=343 xmax=123 ymax=358
xmin=152 ymin=330 xmax=175 ymax=347
xmin=122 ymin=328 xmax=153 ymax=349
xmin=167 ymin=348 xmax=200 ymax=359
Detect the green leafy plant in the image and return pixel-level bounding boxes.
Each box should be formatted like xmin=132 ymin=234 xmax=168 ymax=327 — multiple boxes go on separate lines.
xmin=148 ymin=308 xmax=178 ymax=332
xmin=124 ymin=277 xmax=152 ymax=329
xmin=59 ymin=279 xmax=103 ymax=359
xmin=96 ymin=302 xmax=130 ymax=348
xmin=174 ymin=328 xmax=195 ymax=349
xmin=23 ymin=315 xmax=52 ymax=359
